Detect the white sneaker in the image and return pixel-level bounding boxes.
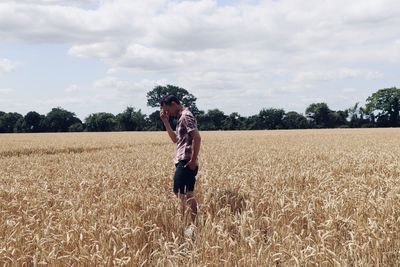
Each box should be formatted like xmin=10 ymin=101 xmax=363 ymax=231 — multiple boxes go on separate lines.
xmin=184 ymin=224 xmax=195 ymax=239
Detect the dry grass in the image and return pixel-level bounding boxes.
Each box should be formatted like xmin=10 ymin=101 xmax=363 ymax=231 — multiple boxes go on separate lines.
xmin=1 ymin=129 xmax=399 ymax=266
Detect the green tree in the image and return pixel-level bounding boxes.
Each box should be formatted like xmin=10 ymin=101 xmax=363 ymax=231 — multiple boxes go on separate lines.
xmin=244 ymin=115 xmax=259 ymax=130
xmin=146 ymin=110 xmax=164 ymax=131
xmin=347 ymin=103 xmax=374 ymax=128
xmin=116 ymin=107 xmax=147 ymax=131
xmin=146 ymin=85 xmax=200 ymax=115
xmin=85 ymin=113 xmax=117 ymax=132
xmin=305 ymin=103 xmax=332 ymax=128
xmin=68 ymin=123 xmax=84 ymax=132
xmin=366 ymin=87 xmax=400 ymax=127
xmin=45 ymin=107 xmax=82 ymax=132
xmin=282 ymin=111 xmax=308 ymax=129
xmin=329 ymin=110 xmax=349 ymax=127
xmin=347 ymin=103 xmax=362 ymax=128
xmin=21 ymin=111 xmax=46 ymax=132
xmin=0 ymin=112 xmax=23 ymax=133
xmin=198 ymin=109 xmax=227 ymax=130
xmin=258 ymin=108 xmax=285 ymax=129
xmin=223 ymin=112 xmax=246 ymax=130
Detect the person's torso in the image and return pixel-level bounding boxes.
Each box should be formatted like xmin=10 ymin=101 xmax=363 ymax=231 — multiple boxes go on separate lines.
xmin=174 ymin=108 xmax=197 ymax=163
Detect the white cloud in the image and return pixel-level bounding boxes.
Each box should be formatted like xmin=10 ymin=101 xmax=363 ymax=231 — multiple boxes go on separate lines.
xmin=93 ymin=76 xmax=130 ymax=90
xmin=0 ymin=1 xmax=154 ymax=43
xmin=341 ymin=88 xmax=357 ymax=93
xmin=0 ymin=58 xmax=16 ymax=73
xmin=3 ymin=0 xmax=99 ymax=6
xmin=93 ymin=76 xmax=168 ymax=95
xmin=294 ymin=68 xmax=383 ymax=82
xmin=1 ymin=0 xmax=400 ymax=116
xmin=38 ymin=92 xmax=124 ymax=106
xmin=65 ymin=84 xmax=79 ymax=93
xmin=68 ymin=42 xmax=125 ymax=58
xmin=114 ymin=44 xmax=190 ymax=71
xmin=39 ymin=96 xmax=89 ymax=105
xmin=0 ymin=88 xmax=14 ymax=94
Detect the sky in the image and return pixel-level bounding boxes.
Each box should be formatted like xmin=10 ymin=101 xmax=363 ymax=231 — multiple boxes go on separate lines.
xmin=0 ymin=0 xmax=399 ymax=120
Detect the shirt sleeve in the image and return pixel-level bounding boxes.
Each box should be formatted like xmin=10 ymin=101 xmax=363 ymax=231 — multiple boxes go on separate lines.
xmin=185 ymin=113 xmax=198 ymax=133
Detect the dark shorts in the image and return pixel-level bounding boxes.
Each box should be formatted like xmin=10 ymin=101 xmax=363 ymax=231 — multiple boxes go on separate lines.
xmin=173 ymin=160 xmax=198 ymax=194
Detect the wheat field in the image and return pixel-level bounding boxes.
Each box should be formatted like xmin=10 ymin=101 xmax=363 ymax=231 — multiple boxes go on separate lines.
xmin=1 ymin=129 xmax=399 ymax=266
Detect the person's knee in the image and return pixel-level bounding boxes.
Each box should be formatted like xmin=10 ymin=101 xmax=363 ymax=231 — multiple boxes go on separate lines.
xmin=186 ymin=192 xmax=197 ymax=205
xmin=186 ymin=193 xmax=197 ymax=214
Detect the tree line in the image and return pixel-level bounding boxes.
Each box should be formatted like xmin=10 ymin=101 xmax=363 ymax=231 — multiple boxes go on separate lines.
xmin=1 ymin=86 xmax=399 ymax=133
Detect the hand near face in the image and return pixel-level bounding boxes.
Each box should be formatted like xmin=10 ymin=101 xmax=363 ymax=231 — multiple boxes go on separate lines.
xmin=160 ymin=108 xmax=169 ymax=123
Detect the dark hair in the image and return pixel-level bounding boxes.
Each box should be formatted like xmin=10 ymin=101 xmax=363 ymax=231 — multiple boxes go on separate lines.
xmin=160 ymin=95 xmax=181 ymax=106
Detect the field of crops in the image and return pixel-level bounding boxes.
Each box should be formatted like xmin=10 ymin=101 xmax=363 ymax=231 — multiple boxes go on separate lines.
xmin=1 ymin=129 xmax=399 ymax=266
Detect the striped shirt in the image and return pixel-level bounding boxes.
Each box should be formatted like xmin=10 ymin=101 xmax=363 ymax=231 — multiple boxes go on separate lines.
xmin=174 ymin=108 xmax=198 ymax=164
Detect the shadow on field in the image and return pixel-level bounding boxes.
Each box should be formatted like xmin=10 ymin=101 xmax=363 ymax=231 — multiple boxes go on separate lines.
xmin=0 ymin=146 xmax=125 ymax=158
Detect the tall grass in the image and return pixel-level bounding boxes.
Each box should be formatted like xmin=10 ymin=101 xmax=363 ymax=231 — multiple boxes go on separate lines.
xmin=1 ymin=129 xmax=399 ymax=266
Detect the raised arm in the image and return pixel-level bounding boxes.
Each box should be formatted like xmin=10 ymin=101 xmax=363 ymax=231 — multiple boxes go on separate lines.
xmin=160 ymin=109 xmax=177 ymax=143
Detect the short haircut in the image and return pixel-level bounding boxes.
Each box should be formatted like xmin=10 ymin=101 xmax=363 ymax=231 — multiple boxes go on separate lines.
xmin=160 ymin=95 xmax=181 ymax=106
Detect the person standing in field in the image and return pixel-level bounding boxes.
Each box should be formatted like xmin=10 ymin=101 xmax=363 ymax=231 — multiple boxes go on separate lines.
xmin=160 ymin=95 xmax=201 ymax=235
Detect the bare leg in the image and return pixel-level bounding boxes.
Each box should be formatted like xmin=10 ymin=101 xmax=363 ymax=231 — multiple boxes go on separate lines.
xmin=176 ymin=192 xmax=197 ymax=238
xmin=185 ymin=191 xmax=198 ymax=224
xmin=176 ymin=193 xmax=186 ymax=222
xmin=175 ymin=192 xmax=197 ymax=225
